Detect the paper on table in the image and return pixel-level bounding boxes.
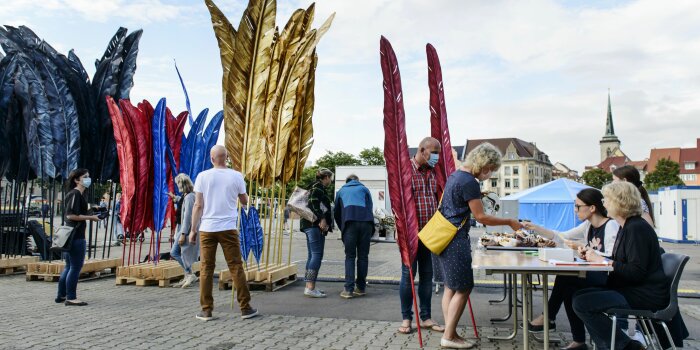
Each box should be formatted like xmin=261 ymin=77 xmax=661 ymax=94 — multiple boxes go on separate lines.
xmin=548 ymin=258 xmax=611 ymax=266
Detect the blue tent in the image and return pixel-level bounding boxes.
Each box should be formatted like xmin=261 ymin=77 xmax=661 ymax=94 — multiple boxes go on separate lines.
xmin=501 ymin=178 xmax=592 ymax=231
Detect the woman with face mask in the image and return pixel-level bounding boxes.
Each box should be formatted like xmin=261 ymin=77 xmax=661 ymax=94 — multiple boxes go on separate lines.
xmin=56 ymin=168 xmax=100 ymax=306
xmin=523 ymin=188 xmax=620 ymax=350
xmin=436 ymin=143 xmax=524 ymax=349
xmin=299 ymin=168 xmax=334 ymax=298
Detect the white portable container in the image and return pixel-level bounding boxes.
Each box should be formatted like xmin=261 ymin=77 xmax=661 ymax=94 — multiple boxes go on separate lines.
xmin=538 ymin=248 xmax=575 ymax=262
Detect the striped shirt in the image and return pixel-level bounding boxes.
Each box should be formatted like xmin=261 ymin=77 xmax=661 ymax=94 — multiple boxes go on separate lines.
xmin=411 ymin=159 xmax=439 ymax=230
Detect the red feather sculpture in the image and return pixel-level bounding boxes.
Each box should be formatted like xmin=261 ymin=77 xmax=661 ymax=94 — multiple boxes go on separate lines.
xmin=380 ymin=36 xmax=418 ymax=266
xmin=137 ymin=100 xmax=155 ymax=232
xmin=165 ymin=109 xmax=188 ymax=235
xmin=427 ymin=43 xmax=480 ymax=339
xmin=121 ymin=99 xmax=153 ymax=233
xmin=380 ymin=36 xmax=424 ymax=347
xmin=427 ymin=44 xmax=456 ymax=198
xmin=107 ymin=97 xmax=136 ymax=240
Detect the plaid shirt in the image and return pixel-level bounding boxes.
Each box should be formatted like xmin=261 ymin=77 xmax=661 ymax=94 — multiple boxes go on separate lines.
xmin=411 ymin=159 xmax=438 ymax=230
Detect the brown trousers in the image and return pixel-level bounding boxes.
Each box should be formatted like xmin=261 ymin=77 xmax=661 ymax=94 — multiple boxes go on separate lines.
xmin=199 ymin=229 xmax=251 ymax=312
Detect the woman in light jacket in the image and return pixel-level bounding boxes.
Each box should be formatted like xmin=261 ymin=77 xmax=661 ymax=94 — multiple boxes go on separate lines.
xmin=524 ymin=188 xmax=620 ymax=350
xmin=169 ymin=174 xmax=199 ymax=288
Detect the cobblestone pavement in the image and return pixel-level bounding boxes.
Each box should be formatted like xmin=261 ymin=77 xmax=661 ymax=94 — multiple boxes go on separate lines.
xmin=4 ymin=220 xmax=698 ymax=349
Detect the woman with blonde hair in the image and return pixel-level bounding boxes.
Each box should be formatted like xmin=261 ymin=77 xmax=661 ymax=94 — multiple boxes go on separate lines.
xmin=573 ymin=182 xmax=667 ymax=350
xmin=436 ymin=143 xmax=523 ymax=349
xmin=169 ymin=173 xmax=199 ymax=288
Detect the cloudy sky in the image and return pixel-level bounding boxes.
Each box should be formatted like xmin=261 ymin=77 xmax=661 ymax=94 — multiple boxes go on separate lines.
xmin=2 ymin=0 xmax=699 ymax=173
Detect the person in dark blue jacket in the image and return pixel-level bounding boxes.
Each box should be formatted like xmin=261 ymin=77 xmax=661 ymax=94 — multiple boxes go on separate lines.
xmin=334 ymin=174 xmax=374 ymax=299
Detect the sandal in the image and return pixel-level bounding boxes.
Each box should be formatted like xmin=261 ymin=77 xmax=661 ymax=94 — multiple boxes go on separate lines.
xmin=397 ymin=324 xmax=413 ymax=334
xmin=420 ymin=321 xmax=445 ymax=332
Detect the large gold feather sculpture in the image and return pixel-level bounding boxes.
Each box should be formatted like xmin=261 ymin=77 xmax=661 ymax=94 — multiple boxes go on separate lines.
xmin=205 ymin=0 xmax=334 ymax=272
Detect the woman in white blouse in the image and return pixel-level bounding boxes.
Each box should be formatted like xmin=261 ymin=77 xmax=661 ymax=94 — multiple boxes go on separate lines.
xmin=523 ymin=188 xmax=619 ymax=350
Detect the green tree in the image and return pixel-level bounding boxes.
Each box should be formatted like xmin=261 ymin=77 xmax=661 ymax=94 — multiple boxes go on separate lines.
xmin=359 ymin=147 xmax=385 ymax=166
xmin=315 ymin=150 xmax=361 ymax=175
xmin=581 ymin=168 xmax=612 ymax=189
xmin=644 ymin=158 xmax=684 ymax=191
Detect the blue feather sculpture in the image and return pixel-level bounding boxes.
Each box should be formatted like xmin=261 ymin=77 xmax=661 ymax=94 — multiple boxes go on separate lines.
xmin=238 ymin=207 xmax=250 ymax=264
xmin=152 ymin=98 xmax=169 ymax=261
xmin=184 ymin=108 xmax=208 ymax=182
xmin=200 ymin=111 xmax=224 ymax=172
xmin=246 ymin=206 xmax=265 ymax=266
xmin=14 ymin=56 xmax=56 ymax=179
xmin=174 ymin=61 xmax=194 ymax=126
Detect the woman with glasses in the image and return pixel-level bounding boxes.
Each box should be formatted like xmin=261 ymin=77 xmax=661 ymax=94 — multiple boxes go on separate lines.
xmin=523 ymin=188 xmax=619 ymax=350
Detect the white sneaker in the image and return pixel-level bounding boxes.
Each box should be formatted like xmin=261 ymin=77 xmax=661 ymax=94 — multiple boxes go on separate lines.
xmin=304 ymin=288 xmax=326 ymax=298
xmin=631 ymin=330 xmax=647 ymax=346
xmin=181 ymin=274 xmax=198 ymax=288
xmin=172 ymin=277 xmax=186 ymax=288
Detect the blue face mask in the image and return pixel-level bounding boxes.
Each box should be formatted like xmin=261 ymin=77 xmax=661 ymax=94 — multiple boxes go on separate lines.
xmin=427 ymin=153 xmax=439 ymax=167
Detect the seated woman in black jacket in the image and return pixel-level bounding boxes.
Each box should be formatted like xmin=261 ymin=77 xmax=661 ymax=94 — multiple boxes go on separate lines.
xmin=573 ymin=182 xmax=668 ymax=350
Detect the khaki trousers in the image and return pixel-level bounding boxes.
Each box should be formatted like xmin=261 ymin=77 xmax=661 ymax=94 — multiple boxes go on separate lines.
xmin=199 ymin=229 xmax=251 ymax=312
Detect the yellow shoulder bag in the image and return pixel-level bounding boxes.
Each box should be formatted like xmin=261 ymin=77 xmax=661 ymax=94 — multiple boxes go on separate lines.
xmin=418 ymin=197 xmax=467 ymax=255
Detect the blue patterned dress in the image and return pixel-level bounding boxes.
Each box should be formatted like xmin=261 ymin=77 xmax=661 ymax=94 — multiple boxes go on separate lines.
xmin=436 ymin=170 xmax=481 ymax=291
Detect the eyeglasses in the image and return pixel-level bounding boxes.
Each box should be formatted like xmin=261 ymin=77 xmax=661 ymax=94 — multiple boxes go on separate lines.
xmin=574 ymin=204 xmax=589 ymax=211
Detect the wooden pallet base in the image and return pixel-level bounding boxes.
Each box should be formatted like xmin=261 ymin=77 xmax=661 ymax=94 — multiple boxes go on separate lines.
xmin=0 ymin=255 xmax=40 ymax=275
xmin=115 ymin=260 xmax=200 ymax=288
xmin=219 ymin=264 xmax=297 ymax=291
xmin=25 ymin=258 xmax=120 ymax=282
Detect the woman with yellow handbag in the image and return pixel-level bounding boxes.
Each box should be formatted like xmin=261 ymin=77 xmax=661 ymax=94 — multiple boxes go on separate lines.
xmin=427 ymin=143 xmax=523 ymax=349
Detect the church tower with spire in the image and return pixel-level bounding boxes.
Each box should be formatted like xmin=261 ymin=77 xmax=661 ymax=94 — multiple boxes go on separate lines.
xmin=599 ymin=91 xmax=622 ymax=162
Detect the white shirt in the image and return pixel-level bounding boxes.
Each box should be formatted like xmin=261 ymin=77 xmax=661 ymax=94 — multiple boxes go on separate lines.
xmin=193 ymin=168 xmax=247 ymax=232
xmin=552 ymin=219 xmax=620 ymax=257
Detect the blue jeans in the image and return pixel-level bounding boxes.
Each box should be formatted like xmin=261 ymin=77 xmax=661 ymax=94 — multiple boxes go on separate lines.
xmin=341 ymin=221 xmax=373 ymax=292
xmin=170 ymin=231 xmax=191 ymax=274
xmin=400 ymin=241 xmax=433 ymax=321
xmin=303 ymin=227 xmax=325 ymax=282
xmin=573 ymin=288 xmax=633 ymax=350
xmin=57 ymin=239 xmax=86 ymax=300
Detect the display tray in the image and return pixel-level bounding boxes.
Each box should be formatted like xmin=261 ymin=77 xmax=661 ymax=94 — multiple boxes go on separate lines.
xmin=484 ymin=246 xmax=540 ymax=251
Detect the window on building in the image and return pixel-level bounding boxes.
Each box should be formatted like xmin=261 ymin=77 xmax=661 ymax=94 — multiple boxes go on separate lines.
xmin=504 ymin=166 xmax=511 ymax=175
xmin=513 ymin=166 xmax=519 ymax=175
xmin=505 ymin=192 xmax=511 ymax=196
xmin=681 ymin=174 xmax=697 ymax=181
xmin=508 ymin=153 xmax=516 ymax=160
xmin=505 ymin=179 xmax=511 ymax=188
xmin=528 ymin=165 xmax=533 ymax=175
xmin=491 ymin=179 xmax=497 ymax=188
xmin=685 ymin=162 xmax=696 ymax=170
xmin=529 ymin=179 xmax=533 ymax=187
xmin=513 ymin=179 xmax=519 ymax=189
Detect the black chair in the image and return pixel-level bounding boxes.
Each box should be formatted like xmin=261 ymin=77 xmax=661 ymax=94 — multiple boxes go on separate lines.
xmin=606 ymin=253 xmax=690 ymax=350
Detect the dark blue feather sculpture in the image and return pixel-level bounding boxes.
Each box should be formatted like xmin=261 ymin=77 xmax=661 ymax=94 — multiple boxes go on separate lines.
xmin=152 ymin=98 xmax=169 ymax=262
xmin=238 ymin=207 xmax=250 ymax=263
xmin=200 ymin=111 xmax=224 ymax=172
xmin=246 ymin=206 xmax=264 ymax=266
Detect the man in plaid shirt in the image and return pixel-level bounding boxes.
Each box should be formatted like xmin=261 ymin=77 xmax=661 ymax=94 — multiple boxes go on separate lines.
xmin=398 ymin=137 xmax=445 ymax=334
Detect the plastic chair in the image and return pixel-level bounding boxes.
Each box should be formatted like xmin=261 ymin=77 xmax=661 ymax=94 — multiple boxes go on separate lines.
xmin=606 ymin=253 xmax=689 ymax=350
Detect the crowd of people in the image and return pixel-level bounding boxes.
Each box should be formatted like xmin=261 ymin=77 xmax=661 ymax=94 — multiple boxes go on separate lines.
xmin=54 ymin=139 xmax=678 ymax=350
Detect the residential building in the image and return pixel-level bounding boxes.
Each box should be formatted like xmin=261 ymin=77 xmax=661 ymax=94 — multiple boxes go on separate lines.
xmin=464 ymin=138 xmax=553 ymax=197
xmin=647 ymin=138 xmax=700 ymax=186
xmin=552 ymin=162 xmax=581 ymax=181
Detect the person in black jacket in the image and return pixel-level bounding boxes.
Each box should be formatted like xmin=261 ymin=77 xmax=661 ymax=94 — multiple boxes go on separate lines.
xmin=573 ymin=182 xmax=669 ymax=350
xmin=56 ymin=169 xmax=100 ymax=306
xmin=299 ymin=168 xmax=334 ymax=298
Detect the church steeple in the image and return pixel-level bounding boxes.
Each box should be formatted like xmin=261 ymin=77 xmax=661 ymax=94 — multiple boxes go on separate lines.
xmin=599 ymin=90 xmax=621 ymax=162
xmin=605 ymin=90 xmax=615 ymax=136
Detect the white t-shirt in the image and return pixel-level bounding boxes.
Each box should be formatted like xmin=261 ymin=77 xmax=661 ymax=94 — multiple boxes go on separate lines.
xmin=193 ymin=168 xmax=247 ymax=232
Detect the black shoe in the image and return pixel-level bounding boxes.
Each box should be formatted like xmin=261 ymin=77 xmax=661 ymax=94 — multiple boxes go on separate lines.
xmin=560 ymin=343 xmax=588 ymax=350
xmin=241 ymin=307 xmax=259 ymax=319
xmin=64 ymin=300 xmax=88 ymax=306
xmin=528 ymin=320 xmax=556 ymax=333
xmin=196 ymin=310 xmax=213 ymax=321
xmin=54 ymin=297 xmax=66 ymax=304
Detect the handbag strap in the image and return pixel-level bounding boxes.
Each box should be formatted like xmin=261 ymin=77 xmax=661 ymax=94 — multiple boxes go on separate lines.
xmin=436 ymin=195 xmax=469 ymax=231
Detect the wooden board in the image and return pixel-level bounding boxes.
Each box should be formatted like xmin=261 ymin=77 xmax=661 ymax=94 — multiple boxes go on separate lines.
xmin=219 ymin=264 xmax=297 ymax=291
xmin=25 ymin=258 xmax=120 ymax=282
xmin=0 ymin=255 xmax=39 ymax=268
xmin=115 ymin=260 xmax=199 ymax=288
